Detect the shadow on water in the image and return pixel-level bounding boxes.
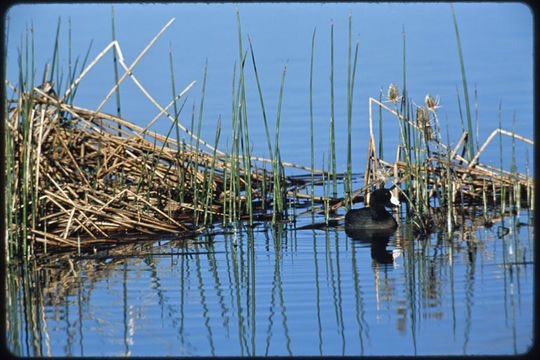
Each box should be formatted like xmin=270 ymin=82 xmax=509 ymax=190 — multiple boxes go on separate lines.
xmin=5 ymin=209 xmax=534 ymax=356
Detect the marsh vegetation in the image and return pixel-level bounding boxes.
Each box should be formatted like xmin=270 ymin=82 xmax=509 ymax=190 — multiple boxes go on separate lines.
xmin=4 ymin=8 xmax=533 ymax=261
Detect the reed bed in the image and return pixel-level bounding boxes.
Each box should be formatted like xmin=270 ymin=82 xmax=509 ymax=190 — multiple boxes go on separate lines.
xmin=5 ymin=81 xmax=316 ymax=254
xmin=4 ymin=10 xmax=534 ymax=258
xmin=4 ymin=15 xmax=310 ymax=257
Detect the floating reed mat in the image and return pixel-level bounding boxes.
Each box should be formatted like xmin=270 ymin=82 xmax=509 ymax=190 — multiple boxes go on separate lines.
xmin=5 ymin=85 xmax=306 ymax=250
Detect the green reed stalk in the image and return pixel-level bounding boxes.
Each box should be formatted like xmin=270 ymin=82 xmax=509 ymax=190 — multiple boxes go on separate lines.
xmin=411 ymin=109 xmax=421 ymax=210
xmin=345 ymin=15 xmax=359 ymax=210
xmin=17 ymin=27 xmax=37 ymax=257
xmin=498 ymin=102 xmax=505 ymax=215
xmin=67 ymin=39 xmax=93 ymax=103
xmin=172 ymin=96 xmax=187 ymax=197
xmin=474 ymin=85 xmax=479 ymax=153
xmin=418 ymin=107 xmax=429 ymax=211
xmin=511 ymin=112 xmax=519 ymax=214
xmin=398 ymin=30 xmax=413 ymax=203
xmin=455 ymin=86 xmax=465 ymax=133
xmin=49 ymin=18 xmax=61 ymax=85
xmin=235 ymin=9 xmax=246 ymax=222
xmin=402 ymin=26 xmax=407 ymax=100
xmin=111 ymin=5 xmax=122 ymax=134
xmin=272 ymin=63 xmax=288 ymax=224
xmin=21 ymin=103 xmax=29 ymax=256
xmin=326 ymin=121 xmax=332 ymax=204
xmin=405 ymin=100 xmax=413 ymax=166
xmin=178 ymin=141 xmax=186 ymax=204
xmin=329 ymin=21 xmax=337 ymax=198
xmin=345 ymin=16 xmax=352 ymax=206
xmin=68 ymin=17 xmax=72 ymax=95
xmin=146 ymin=112 xmax=180 ymax=204
xmin=4 ymin=18 xmax=13 ymax=259
xmin=235 ymin=12 xmax=255 ymax=225
xmin=248 ymin=38 xmax=273 ymax=164
xmin=193 ymin=60 xmax=208 ymax=225
xmin=482 ymin=179 xmax=488 ymax=223
xmin=238 ymin=67 xmax=253 ymax=225
xmin=309 ymin=28 xmax=316 ymax=214
xmin=65 ymin=32 xmax=79 ymax=142
xmin=446 ymin=120 xmax=453 ymax=236
xmin=378 ymin=90 xmax=383 ymax=160
xmin=525 ymin=149 xmax=531 ymax=209
xmin=451 ymin=4 xmax=474 ymax=161
xmin=231 ymin=69 xmax=242 ymax=223
xmin=5 ymin=103 xmax=13 ymax=258
xmin=393 ymin=100 xmax=411 ymax=202
xmin=189 ymin=101 xmax=195 ymax=149
xmin=232 ymin=55 xmax=247 ymax=222
xmin=29 ymin=30 xmax=37 ymax=251
xmin=239 ymin=101 xmax=254 ymax=226
xmin=322 ymin=156 xmax=329 ymax=225
xmin=439 ymin=115 xmax=448 ymax=209
xmin=262 ymin=166 xmax=267 ymax=211
xmin=230 ymin=63 xmax=238 ymax=223
xmin=222 ymin=149 xmax=228 ymax=226
xmin=169 ymin=44 xmax=187 ymax=202
xmin=134 ymin=147 xmax=151 ymax=200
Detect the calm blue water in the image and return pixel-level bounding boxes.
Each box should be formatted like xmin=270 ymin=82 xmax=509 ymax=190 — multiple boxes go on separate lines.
xmin=5 ymin=211 xmax=534 ymax=356
xmin=4 ymin=2 xmax=534 ymax=357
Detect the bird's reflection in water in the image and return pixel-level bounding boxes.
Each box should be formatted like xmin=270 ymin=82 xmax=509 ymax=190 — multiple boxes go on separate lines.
xmin=346 ymin=227 xmax=398 ymax=265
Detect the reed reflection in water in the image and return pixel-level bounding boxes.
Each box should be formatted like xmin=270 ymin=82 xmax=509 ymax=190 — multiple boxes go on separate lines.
xmin=5 ymin=211 xmax=533 ymax=356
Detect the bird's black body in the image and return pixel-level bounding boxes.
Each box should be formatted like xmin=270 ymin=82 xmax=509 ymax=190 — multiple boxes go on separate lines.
xmin=344 ymin=188 xmax=399 ymax=231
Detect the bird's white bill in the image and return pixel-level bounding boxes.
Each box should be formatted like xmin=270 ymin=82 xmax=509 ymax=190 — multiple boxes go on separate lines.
xmin=390 ymin=192 xmax=400 ymax=206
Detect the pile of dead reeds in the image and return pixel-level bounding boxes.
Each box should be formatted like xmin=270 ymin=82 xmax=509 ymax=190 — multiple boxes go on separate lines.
xmin=3 ymin=16 xmax=318 ymax=256
xmin=4 ymin=81 xmax=298 ymax=252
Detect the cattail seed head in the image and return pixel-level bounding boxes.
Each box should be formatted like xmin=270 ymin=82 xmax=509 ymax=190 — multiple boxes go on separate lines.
xmin=416 ymin=106 xmax=429 ymax=127
xmin=425 ymin=94 xmax=440 ymax=112
xmin=374 ymin=167 xmax=391 ymax=184
xmin=387 ymin=84 xmax=400 ymax=104
xmin=416 ymin=106 xmax=433 ymax=141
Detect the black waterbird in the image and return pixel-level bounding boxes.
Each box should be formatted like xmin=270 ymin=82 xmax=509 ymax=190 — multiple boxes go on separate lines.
xmin=345 ymin=188 xmax=400 ymax=232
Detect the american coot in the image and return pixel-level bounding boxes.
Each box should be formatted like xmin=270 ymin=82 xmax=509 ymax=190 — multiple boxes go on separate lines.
xmin=345 ymin=188 xmax=400 ymax=231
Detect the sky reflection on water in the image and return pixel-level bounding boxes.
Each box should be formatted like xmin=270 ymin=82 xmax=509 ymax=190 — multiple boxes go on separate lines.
xmin=5 ymin=210 xmax=534 ymax=356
